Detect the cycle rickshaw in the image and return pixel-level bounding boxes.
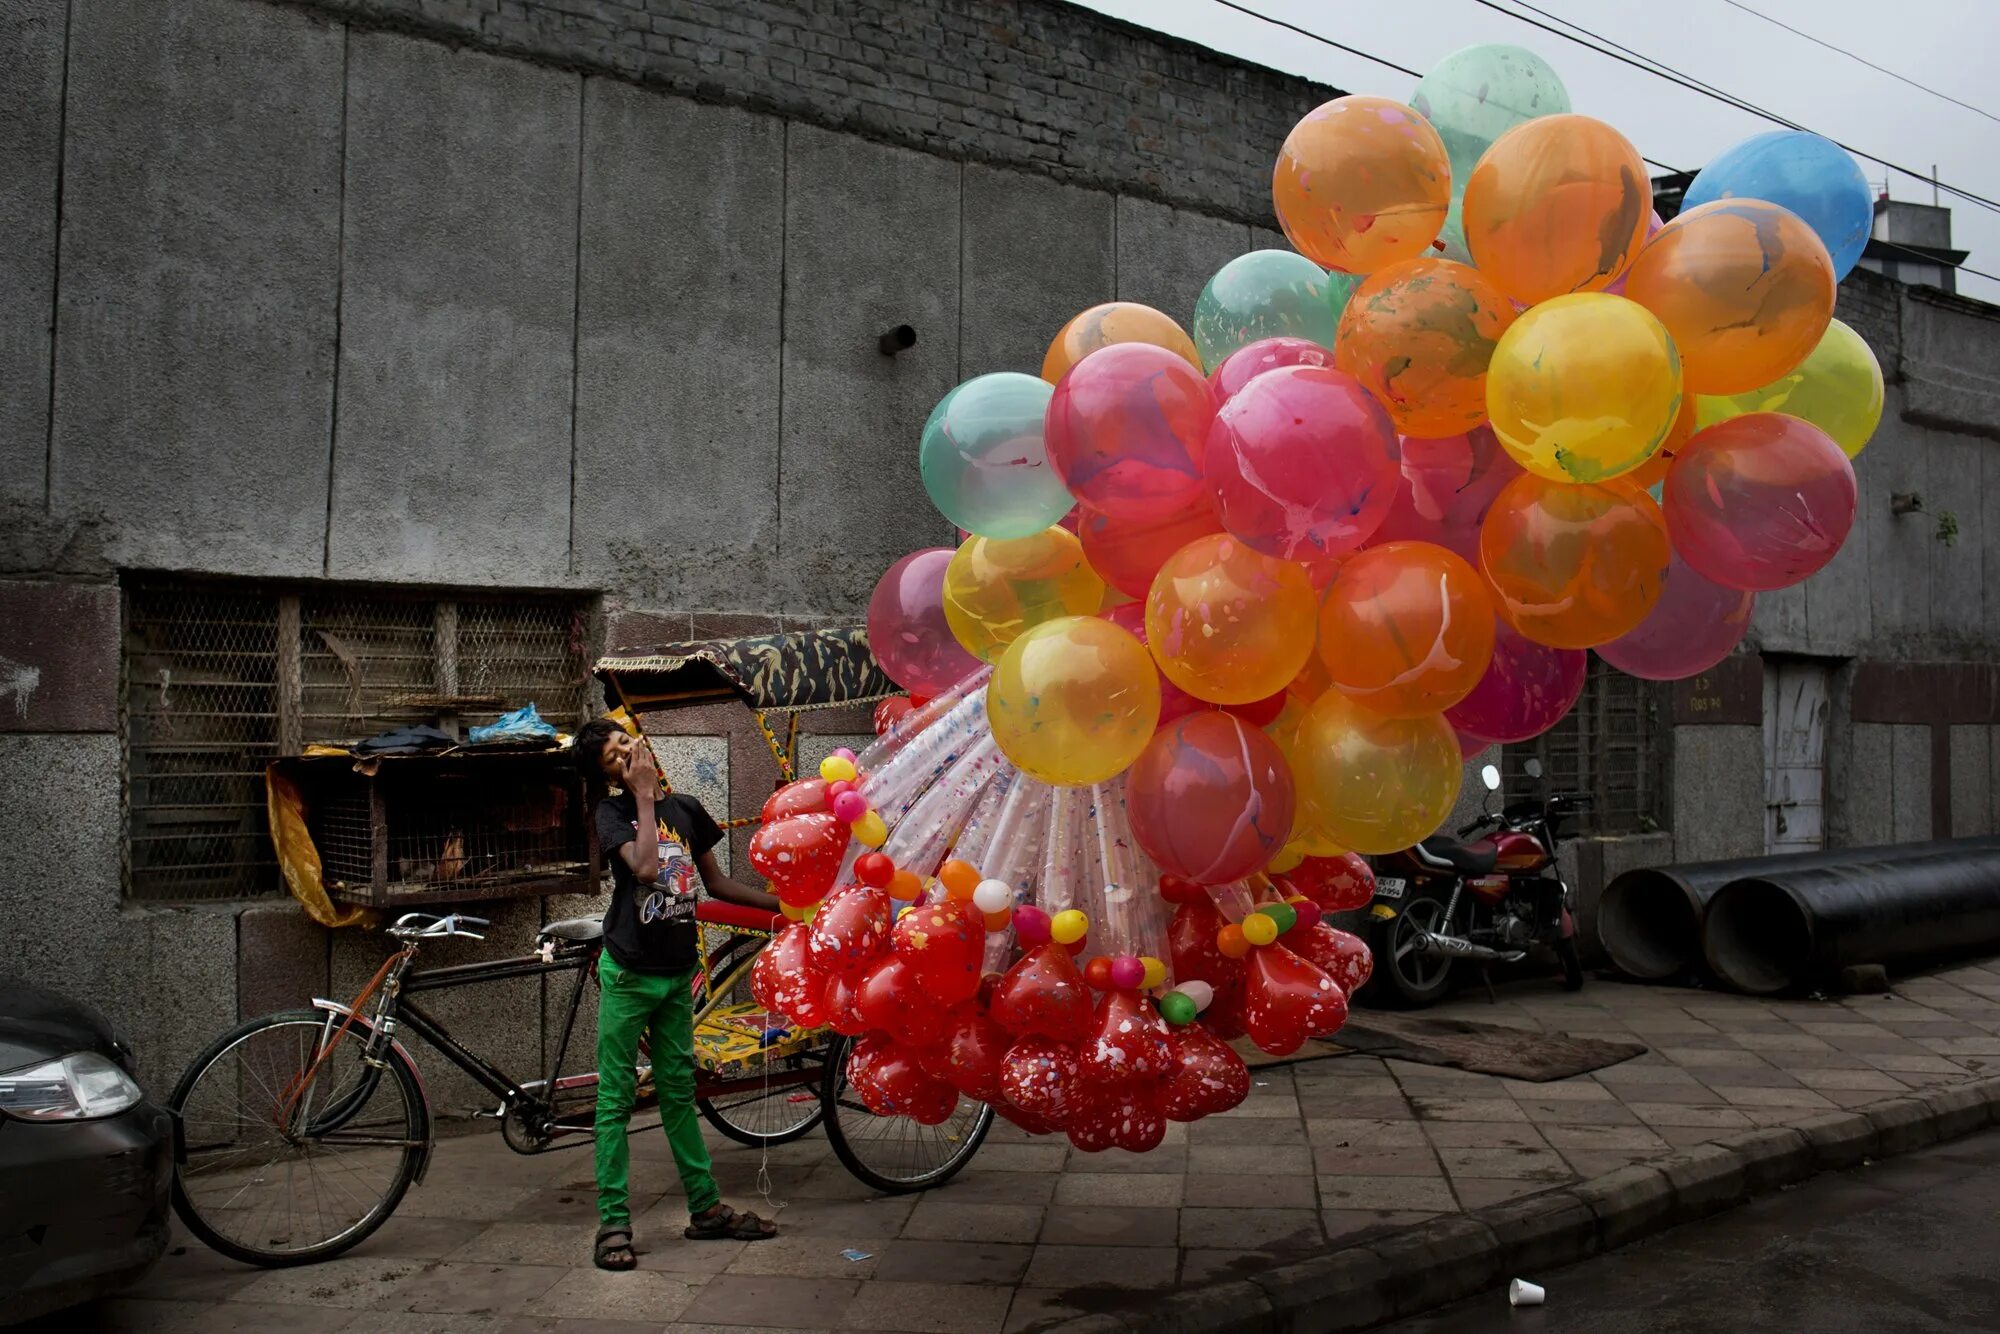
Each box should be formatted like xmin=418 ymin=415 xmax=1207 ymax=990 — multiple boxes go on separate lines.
xmin=168 ymin=628 xmax=992 ymax=1268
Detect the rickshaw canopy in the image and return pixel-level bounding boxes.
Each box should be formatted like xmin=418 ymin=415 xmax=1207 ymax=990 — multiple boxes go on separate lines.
xmin=593 ymin=626 xmax=898 ymax=713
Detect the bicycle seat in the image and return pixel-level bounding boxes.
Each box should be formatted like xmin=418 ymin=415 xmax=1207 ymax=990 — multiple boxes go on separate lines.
xmin=1415 ymin=836 xmax=1499 ymax=875
xmin=537 ymin=916 xmax=604 ymax=945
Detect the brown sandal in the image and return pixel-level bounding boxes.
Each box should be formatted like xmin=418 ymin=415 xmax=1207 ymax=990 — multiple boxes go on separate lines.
xmin=685 ymin=1204 xmax=777 ymax=1241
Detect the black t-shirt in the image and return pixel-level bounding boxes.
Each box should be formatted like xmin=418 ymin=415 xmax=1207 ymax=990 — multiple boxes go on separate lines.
xmin=594 ymin=791 xmax=723 ymax=975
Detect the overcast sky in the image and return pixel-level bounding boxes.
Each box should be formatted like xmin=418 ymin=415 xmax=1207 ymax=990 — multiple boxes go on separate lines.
xmin=1074 ymin=0 xmax=1999 ymax=304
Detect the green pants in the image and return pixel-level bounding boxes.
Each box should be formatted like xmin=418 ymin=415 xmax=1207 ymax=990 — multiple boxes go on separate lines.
xmin=595 ymin=951 xmax=719 ymax=1226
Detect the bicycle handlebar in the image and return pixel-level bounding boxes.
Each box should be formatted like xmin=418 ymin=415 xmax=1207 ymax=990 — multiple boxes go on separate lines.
xmin=389 ymin=912 xmax=489 ymax=941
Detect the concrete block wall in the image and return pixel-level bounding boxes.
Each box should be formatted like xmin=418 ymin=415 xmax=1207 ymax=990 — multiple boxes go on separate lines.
xmin=286 ymin=0 xmax=1330 ymax=225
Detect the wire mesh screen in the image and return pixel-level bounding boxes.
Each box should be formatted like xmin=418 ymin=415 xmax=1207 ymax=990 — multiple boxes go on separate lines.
xmin=124 ymin=577 xmax=594 ymax=902
xmin=1504 ymin=659 xmax=1666 ymax=837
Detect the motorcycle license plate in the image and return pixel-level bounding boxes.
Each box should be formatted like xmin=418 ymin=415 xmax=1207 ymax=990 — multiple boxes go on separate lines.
xmin=1375 ymin=877 xmax=1407 ymax=900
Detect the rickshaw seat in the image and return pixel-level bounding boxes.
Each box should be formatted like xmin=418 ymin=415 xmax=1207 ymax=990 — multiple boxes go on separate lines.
xmin=697 ymin=901 xmax=785 ymax=934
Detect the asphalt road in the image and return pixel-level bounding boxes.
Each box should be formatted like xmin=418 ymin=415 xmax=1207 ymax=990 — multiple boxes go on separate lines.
xmin=1378 ymin=1128 xmax=2000 ymax=1334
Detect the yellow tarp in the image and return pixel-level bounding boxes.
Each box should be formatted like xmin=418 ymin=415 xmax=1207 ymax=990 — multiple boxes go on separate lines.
xmin=265 ymin=767 xmax=376 ymax=930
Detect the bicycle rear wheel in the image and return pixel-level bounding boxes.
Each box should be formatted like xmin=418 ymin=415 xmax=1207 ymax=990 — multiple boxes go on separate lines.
xmin=693 ymin=936 xmax=826 ymax=1147
xmin=171 ymin=1010 xmax=428 ymax=1267
xmin=820 ymin=1033 xmax=992 ymax=1193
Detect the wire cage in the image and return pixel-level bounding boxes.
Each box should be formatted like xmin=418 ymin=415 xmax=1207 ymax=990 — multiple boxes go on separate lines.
xmin=292 ymin=752 xmax=600 ymax=908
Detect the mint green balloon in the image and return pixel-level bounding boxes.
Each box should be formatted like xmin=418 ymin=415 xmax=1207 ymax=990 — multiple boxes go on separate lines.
xmin=919 ymin=373 xmax=1069 ymax=539
xmin=1413 ymin=44 xmax=1571 ymax=182
xmin=1192 ymin=249 xmax=1359 ymax=372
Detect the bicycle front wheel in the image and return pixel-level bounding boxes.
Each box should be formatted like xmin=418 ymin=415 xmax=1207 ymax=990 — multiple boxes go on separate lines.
xmin=820 ymin=1034 xmax=992 ymax=1193
xmin=170 ymin=1010 xmax=429 ymax=1267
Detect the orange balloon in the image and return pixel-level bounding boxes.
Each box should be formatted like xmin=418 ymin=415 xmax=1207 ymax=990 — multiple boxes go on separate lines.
xmin=1624 ymin=199 xmax=1835 ymax=395
xmin=1042 ymin=303 xmax=1201 ymax=384
xmin=1145 ymin=534 xmax=1317 ymax=705
xmin=1334 ymin=258 xmax=1518 ymax=436
xmin=1478 ymin=474 xmax=1670 ymax=649
xmin=1462 ymin=115 xmax=1652 ymax=305
xmin=1625 ymin=394 xmax=1698 ymax=490
xmin=1319 ymin=541 xmax=1496 ymax=718
xmin=1272 ymin=96 xmax=1451 ymax=275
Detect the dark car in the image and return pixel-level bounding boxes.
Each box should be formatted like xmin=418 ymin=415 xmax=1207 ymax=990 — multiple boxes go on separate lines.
xmin=0 ymin=977 xmax=172 ymax=1326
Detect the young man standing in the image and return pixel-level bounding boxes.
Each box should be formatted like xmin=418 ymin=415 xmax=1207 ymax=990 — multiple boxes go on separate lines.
xmin=575 ymin=718 xmax=781 ymax=1270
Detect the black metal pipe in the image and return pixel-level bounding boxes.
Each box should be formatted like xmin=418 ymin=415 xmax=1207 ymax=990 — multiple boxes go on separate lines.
xmin=878 ymin=324 xmax=917 ymax=355
xmin=1597 ymin=837 xmax=2000 ymax=981
xmin=1703 ymin=844 xmax=2000 ymax=994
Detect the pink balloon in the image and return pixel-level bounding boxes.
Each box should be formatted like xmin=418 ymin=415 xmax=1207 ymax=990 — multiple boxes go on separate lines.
xmin=867 ymin=548 xmax=983 ymax=697
xmin=1369 ymin=426 xmax=1523 ymax=565
xmin=1078 ymin=498 xmax=1223 ymax=600
xmin=1208 ymin=336 xmax=1337 ymax=405
xmin=1445 ymin=620 xmax=1587 ymax=744
xmin=1204 ymin=366 xmax=1400 ymax=561
xmin=1596 ymin=554 xmax=1755 ymax=681
xmin=1127 ymin=712 xmax=1297 ymax=885
xmin=1663 ymin=413 xmax=1857 ymax=592
xmin=1046 ymin=344 xmax=1217 ymax=520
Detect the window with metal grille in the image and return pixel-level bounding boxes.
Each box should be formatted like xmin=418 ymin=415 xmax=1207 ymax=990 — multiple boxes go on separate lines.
xmin=1503 ymin=659 xmax=1667 ymax=836
xmin=123 ymin=577 xmax=595 ymax=902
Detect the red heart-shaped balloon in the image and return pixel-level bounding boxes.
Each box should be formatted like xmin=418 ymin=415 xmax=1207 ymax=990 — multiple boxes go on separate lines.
xmin=751 ymin=923 xmax=828 ymax=1027
xmin=891 ymin=900 xmax=985 ymax=1006
xmin=761 ymin=777 xmax=832 ymax=824
xmin=820 ymin=971 xmax=870 ymax=1036
xmin=1241 ymin=944 xmax=1349 ymax=1057
xmin=853 ymin=954 xmax=952 ymax=1049
xmin=848 ymin=1034 xmax=957 ymax=1124
xmin=809 ymin=885 xmax=893 ymax=980
xmin=941 ymin=1009 xmax=1011 ymax=1104
xmin=750 ymin=811 xmax=848 ymax=906
xmin=993 ymin=1101 xmax=1061 ymax=1137
xmin=989 ymin=943 xmax=1094 ymax=1043
xmin=1161 ymin=1023 xmax=1251 ymax=1122
xmin=1080 ymin=989 xmax=1172 ymax=1087
xmin=1304 ymin=924 xmax=1374 ymax=996
xmin=873 ymin=696 xmax=917 ymax=735
xmin=1199 ymin=972 xmax=1248 ymax=1041
xmin=1278 ymin=852 xmax=1376 ymax=913
xmin=1167 ymin=892 xmax=1240 ymax=988
xmin=999 ymin=1035 xmax=1081 ymax=1125
xmin=1067 ymin=1081 xmax=1168 ymax=1154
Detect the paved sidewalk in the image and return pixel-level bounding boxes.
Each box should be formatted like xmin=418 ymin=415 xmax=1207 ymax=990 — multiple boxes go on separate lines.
xmin=89 ymin=960 xmax=2000 ymax=1334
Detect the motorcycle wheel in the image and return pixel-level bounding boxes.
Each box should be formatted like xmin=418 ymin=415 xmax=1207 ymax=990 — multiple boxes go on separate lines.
xmin=1360 ymin=886 xmax=1457 ymax=1009
xmin=1554 ymin=934 xmax=1586 ymax=992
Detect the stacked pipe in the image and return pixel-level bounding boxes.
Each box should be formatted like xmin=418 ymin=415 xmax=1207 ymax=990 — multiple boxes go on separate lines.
xmin=1597 ymin=836 xmax=2000 ymax=990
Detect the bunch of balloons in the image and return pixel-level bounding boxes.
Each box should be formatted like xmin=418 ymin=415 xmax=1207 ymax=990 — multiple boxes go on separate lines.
xmin=820 ymin=40 xmax=1888 ymax=1139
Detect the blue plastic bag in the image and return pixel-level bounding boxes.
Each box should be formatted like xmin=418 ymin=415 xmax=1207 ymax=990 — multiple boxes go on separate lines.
xmin=467 ymin=703 xmax=557 ymax=745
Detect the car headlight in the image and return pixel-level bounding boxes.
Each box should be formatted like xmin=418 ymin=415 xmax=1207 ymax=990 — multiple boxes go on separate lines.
xmin=0 ymin=1052 xmax=145 ymax=1121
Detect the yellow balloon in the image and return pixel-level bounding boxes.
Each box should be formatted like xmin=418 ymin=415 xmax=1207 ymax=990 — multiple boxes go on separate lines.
xmin=1694 ymin=317 xmax=1884 ymax=459
xmin=1486 ymin=293 xmax=1683 ymax=484
xmin=1241 ymin=912 xmax=1280 ymax=946
xmin=1050 ymin=909 xmax=1090 ymax=944
xmin=1296 ymin=692 xmax=1462 ymax=855
xmin=944 ymin=527 xmax=1104 ymax=663
xmin=1145 ymin=534 xmax=1318 ymax=705
xmin=853 ymin=811 xmax=889 ymax=848
xmin=1139 ymin=956 xmax=1168 ymax=990
xmin=989 ymin=616 xmax=1161 ymax=786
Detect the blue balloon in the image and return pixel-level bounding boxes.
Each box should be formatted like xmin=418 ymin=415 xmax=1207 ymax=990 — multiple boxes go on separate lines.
xmin=1683 ymin=131 xmax=1872 ymax=280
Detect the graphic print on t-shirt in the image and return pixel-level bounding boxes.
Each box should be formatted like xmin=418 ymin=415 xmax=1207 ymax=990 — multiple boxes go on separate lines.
xmin=637 ymin=819 xmax=700 ymax=927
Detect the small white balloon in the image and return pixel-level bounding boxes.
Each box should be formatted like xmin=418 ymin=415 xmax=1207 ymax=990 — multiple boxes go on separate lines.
xmin=1178 ymin=980 xmax=1215 ymax=1012
xmin=972 ymin=878 xmax=1014 ymax=914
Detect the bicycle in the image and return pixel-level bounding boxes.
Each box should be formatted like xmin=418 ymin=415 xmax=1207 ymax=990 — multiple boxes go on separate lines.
xmin=169 ymin=905 xmax=991 ymax=1267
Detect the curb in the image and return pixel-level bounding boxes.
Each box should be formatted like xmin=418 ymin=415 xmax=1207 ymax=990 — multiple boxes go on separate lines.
xmin=1041 ymin=1074 xmax=2000 ymax=1334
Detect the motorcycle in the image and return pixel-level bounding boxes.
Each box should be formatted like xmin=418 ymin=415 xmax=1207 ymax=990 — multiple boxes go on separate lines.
xmin=1360 ymin=760 xmax=1591 ymax=1008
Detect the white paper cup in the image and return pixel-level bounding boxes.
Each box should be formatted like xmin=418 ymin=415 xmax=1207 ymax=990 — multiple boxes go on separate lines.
xmin=1509 ymin=1278 xmax=1545 ymax=1307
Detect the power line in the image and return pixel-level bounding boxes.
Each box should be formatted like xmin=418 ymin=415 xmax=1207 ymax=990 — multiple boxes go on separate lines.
xmin=1718 ymin=0 xmax=2000 ymax=126
xmin=1467 ymin=0 xmax=2000 ymax=216
xmin=1204 ymin=0 xmax=2000 ymax=287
